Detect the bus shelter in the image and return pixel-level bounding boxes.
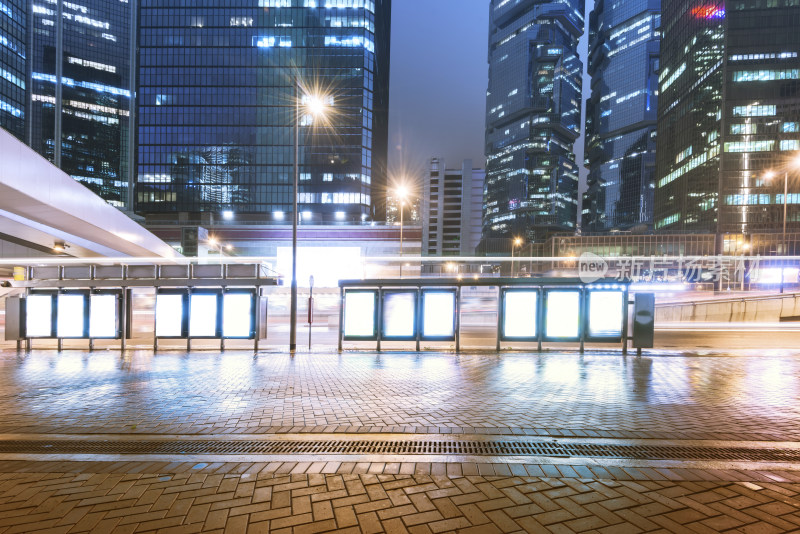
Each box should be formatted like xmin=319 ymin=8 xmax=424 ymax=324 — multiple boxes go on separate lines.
xmin=5 ymin=263 xmax=275 ymax=352
xmin=338 ymin=278 xmax=635 ymax=353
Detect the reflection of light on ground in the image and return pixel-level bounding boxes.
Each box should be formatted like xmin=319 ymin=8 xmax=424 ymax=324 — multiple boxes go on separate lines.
xmin=53 ymin=355 xmax=86 ymax=375
xmin=499 ymin=357 xmax=537 ymax=382
xmin=745 ymin=358 xmax=798 ymax=404
xmin=542 ymin=358 xmax=579 ymax=384
xmin=86 ymin=356 xmax=116 ymax=374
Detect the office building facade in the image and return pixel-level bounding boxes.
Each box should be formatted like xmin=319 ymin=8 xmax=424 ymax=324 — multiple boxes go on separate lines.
xmin=483 ymin=0 xmax=584 ymax=244
xmin=29 ymin=0 xmax=136 ymax=208
xmin=135 ymin=0 xmax=391 ymax=225
xmin=423 ymin=158 xmax=485 ymax=256
xmin=583 ymin=0 xmax=660 ymax=233
xmin=0 ymin=0 xmax=25 ymax=140
xmin=656 ymin=0 xmax=800 ymax=237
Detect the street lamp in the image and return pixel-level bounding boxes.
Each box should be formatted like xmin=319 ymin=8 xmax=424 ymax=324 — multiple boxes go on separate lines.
xmin=395 ymin=185 xmax=409 ymax=277
xmin=290 ymin=81 xmax=331 ymax=353
xmin=511 ymin=237 xmax=523 ymax=277
xmin=764 ymin=152 xmax=800 ymax=294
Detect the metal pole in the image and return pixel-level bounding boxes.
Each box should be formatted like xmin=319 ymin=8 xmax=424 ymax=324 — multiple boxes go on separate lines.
xmin=338 ymin=287 xmax=344 ymax=352
xmin=496 ymin=286 xmax=502 ymax=352
xmin=376 ymin=288 xmax=382 ymax=352
xmin=782 ymin=171 xmax=788 ymax=294
xmin=399 ymin=201 xmax=404 ymax=278
xmin=308 ymin=286 xmax=313 ymax=351
xmin=290 ymin=80 xmax=300 ymax=352
xmin=455 ymin=286 xmax=461 ymax=353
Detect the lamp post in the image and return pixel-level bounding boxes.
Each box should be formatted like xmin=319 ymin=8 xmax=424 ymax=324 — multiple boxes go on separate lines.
xmin=765 ymin=152 xmax=800 ymax=294
xmin=290 ymin=81 xmax=330 ymax=353
xmin=395 ymin=185 xmax=409 ymax=277
xmin=511 ymin=237 xmax=522 ymax=277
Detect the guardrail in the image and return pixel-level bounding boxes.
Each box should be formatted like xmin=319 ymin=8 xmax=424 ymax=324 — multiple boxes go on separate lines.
xmin=656 ymin=291 xmax=800 ymax=323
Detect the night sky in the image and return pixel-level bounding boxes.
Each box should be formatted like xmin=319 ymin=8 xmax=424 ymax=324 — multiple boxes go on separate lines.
xmin=388 ymin=0 xmax=591 ymax=192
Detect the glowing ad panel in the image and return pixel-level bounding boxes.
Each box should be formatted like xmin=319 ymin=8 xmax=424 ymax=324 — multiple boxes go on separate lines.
xmin=223 ymin=293 xmax=253 ymax=338
xmin=422 ymin=292 xmax=455 ymax=339
xmin=156 ymin=294 xmax=184 ymax=337
xmin=588 ymin=291 xmax=624 ymax=338
xmin=90 ymin=294 xmax=117 ymax=338
xmin=503 ymin=291 xmax=537 ymax=339
xmin=190 ymin=294 xmax=218 ymax=337
xmin=26 ymin=295 xmax=53 ymax=337
xmin=57 ymin=294 xmax=85 ymax=338
xmin=382 ymin=292 xmax=416 ymax=338
xmin=545 ymin=291 xmax=580 ymax=339
xmin=344 ymin=291 xmax=376 ymax=338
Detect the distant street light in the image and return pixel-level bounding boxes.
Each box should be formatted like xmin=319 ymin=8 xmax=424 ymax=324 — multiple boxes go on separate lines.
xmin=764 ymin=152 xmax=800 ymax=294
xmin=290 ymin=79 xmax=331 ymax=353
xmin=512 ymin=237 xmax=523 ymax=277
xmin=395 ymin=184 xmax=410 ymax=277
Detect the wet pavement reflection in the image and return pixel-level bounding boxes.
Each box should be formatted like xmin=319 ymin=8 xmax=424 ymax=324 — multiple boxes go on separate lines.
xmin=1 ymin=349 xmax=799 ymax=440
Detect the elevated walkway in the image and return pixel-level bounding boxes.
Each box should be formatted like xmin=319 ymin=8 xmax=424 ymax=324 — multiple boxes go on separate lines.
xmin=0 ymin=128 xmax=178 ymax=259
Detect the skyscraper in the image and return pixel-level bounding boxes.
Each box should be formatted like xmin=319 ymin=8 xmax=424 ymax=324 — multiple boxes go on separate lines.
xmin=583 ymin=0 xmax=660 ymax=233
xmin=423 ymin=158 xmax=485 ymax=257
xmin=483 ymin=0 xmax=584 ymax=244
xmin=135 ymin=0 xmax=391 ymax=225
xmin=29 ymin=0 xmax=136 ymax=208
xmin=0 ymin=0 xmax=26 ymax=141
xmin=655 ymin=1 xmax=800 ymax=235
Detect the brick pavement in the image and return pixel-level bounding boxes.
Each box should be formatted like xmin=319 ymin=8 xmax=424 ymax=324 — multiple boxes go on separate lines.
xmin=0 ymin=350 xmax=799 ymax=441
xmin=0 ymin=349 xmax=799 ymax=531
xmin=1 ymin=469 xmax=800 ymax=533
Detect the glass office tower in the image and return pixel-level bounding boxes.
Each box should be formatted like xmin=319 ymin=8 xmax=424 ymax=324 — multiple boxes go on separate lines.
xmin=0 ymin=0 xmax=25 ymax=140
xmin=583 ymin=0 xmax=660 ymax=233
xmin=29 ymin=0 xmax=135 ymax=208
xmin=483 ymin=0 xmax=584 ymax=243
xmin=135 ymin=0 xmax=391 ymax=224
xmin=656 ymin=1 xmax=800 ymax=235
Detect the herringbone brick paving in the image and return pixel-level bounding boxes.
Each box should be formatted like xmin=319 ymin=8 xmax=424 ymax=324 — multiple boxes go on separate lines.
xmin=1 ymin=470 xmax=800 ymax=533
xmin=1 ymin=349 xmax=800 ymax=531
xmin=0 ymin=350 xmax=799 ymax=440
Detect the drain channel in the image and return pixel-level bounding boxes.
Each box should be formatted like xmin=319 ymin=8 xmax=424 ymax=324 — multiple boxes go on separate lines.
xmin=0 ymin=440 xmax=798 ymax=462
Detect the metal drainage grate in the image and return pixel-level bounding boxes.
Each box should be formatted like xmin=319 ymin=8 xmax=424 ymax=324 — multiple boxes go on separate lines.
xmin=0 ymin=440 xmax=798 ymax=462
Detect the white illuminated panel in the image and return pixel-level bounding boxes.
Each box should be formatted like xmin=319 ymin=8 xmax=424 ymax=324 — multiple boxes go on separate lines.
xmin=545 ymin=291 xmax=580 ymax=339
xmin=156 ymin=294 xmax=184 ymax=337
xmin=190 ymin=294 xmax=218 ymax=337
xmin=503 ymin=291 xmax=537 ymax=338
xmin=57 ymin=294 xmax=85 ymax=338
xmin=383 ymin=292 xmax=416 ymax=338
xmin=90 ymin=294 xmax=117 ymax=338
xmin=223 ymin=293 xmax=253 ymax=338
xmin=422 ymin=292 xmax=455 ymax=338
xmin=344 ymin=291 xmax=376 ymax=338
xmin=588 ymin=291 xmax=624 ymax=338
xmin=26 ymin=295 xmax=53 ymax=337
